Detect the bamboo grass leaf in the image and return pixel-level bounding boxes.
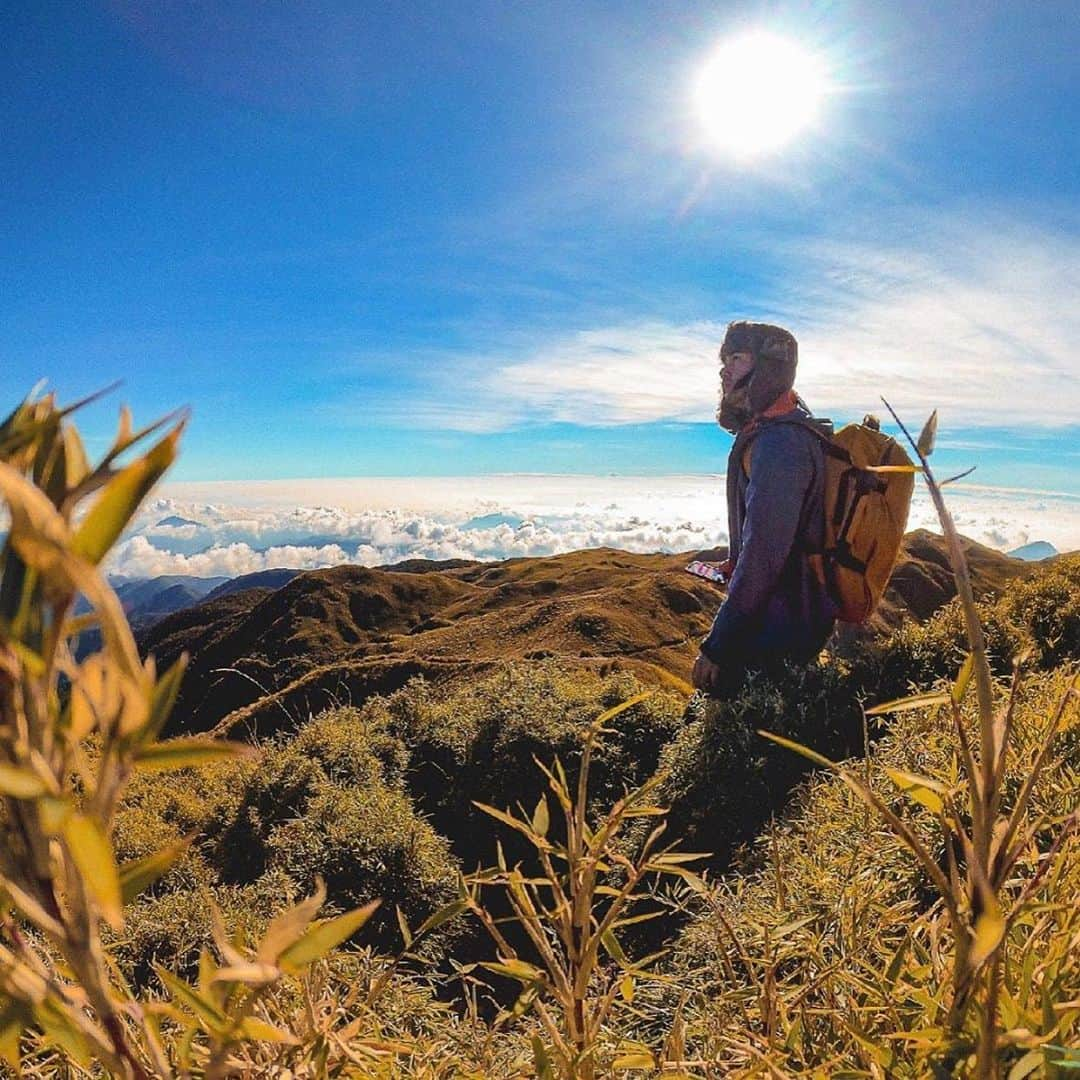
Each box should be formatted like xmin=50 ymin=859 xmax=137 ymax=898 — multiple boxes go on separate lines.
xmin=61 ymin=424 xmax=90 ymax=490
xmin=278 ymin=899 xmax=381 ymax=972
xmin=757 ymin=730 xmax=837 ymax=769
xmin=612 ymin=1045 xmax=656 ymax=1069
xmin=0 ymin=1005 xmax=22 ymax=1071
xmin=119 ymin=836 xmax=193 ymax=905
xmin=33 ymin=1001 xmax=93 ymax=1068
xmin=155 ymin=966 xmax=227 ymax=1031
xmin=643 ymin=851 xmax=709 ymax=867
xmin=0 ymin=763 xmax=49 ymax=798
xmin=884 ymin=768 xmax=949 ymax=815
xmin=532 ymin=1036 xmax=556 ymax=1080
xmin=234 ymin=1017 xmax=299 ymax=1044
xmin=63 ymin=813 xmax=123 ymax=930
xmin=256 ymin=878 xmax=327 ymax=964
xmin=601 ymin=929 xmax=628 ymax=965
xmin=0 ymin=1001 xmax=35 ymax=1061
xmin=473 ymin=801 xmax=554 ymax=850
xmin=396 ymin=906 xmax=413 ymax=949
xmin=593 ymin=691 xmax=654 ymax=727
xmin=884 ymin=930 xmax=912 ymax=987
xmin=134 ymin=737 xmax=254 ymax=772
xmin=211 ymin=963 xmax=280 ymax=986
xmin=773 ymin=915 xmax=817 ymax=941
xmin=953 ymin=653 xmax=976 ymax=704
xmin=414 ymin=899 xmax=468 ymax=938
xmin=1007 ymin=1049 xmax=1044 ymax=1080
xmin=143 ymin=653 xmax=189 ymax=743
xmin=642 ymin=663 xmax=695 ymax=697
xmin=71 ymin=423 xmax=184 ymax=565
xmin=532 ymin=794 xmax=550 ymax=838
xmin=865 ymin=690 xmax=950 ymax=716
xmin=917 ymin=410 xmax=938 ymax=457
xmin=970 ymin=883 xmax=1006 ymax=969
xmin=481 ymin=958 xmax=545 ymax=983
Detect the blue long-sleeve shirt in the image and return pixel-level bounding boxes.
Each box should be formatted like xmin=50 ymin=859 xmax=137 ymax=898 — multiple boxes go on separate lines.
xmin=700 ymin=404 xmax=837 ymax=667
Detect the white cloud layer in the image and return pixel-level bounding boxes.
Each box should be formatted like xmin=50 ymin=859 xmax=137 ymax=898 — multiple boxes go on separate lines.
xmin=108 ymin=474 xmax=1080 ymax=580
xmin=377 ymin=213 xmax=1080 ymax=432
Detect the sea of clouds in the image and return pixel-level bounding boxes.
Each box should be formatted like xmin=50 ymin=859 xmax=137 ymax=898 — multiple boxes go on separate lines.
xmin=107 ymin=475 xmax=1080 ymax=580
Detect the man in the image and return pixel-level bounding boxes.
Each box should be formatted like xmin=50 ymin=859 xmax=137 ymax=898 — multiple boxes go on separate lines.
xmin=692 ymin=321 xmax=837 ymax=696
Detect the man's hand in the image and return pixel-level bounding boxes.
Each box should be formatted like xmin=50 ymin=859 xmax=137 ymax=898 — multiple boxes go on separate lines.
xmin=692 ymin=651 xmax=725 ymax=695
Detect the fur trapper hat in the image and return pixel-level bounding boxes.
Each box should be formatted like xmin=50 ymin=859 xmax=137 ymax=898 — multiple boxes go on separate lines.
xmin=721 ymin=321 xmax=799 ymax=413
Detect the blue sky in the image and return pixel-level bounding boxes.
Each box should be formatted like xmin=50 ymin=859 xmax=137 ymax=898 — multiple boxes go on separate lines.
xmin=2 ymin=0 xmax=1078 ymax=488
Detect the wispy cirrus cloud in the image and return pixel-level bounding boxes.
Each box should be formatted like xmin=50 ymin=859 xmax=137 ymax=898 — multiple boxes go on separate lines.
xmin=365 ymin=212 xmax=1080 ymax=433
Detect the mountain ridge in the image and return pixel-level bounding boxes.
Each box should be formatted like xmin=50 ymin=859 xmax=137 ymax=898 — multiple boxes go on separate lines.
xmin=139 ymin=530 xmax=1038 ymax=738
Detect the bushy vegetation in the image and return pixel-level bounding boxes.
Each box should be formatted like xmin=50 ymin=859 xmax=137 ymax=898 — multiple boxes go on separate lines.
xmin=852 ymin=557 xmax=1080 ymax=701
xmin=113 ymin=707 xmax=459 ymax=981
xmin=665 ymin=663 xmax=1080 ymax=1076
xmin=362 ymin=662 xmax=686 ymax=863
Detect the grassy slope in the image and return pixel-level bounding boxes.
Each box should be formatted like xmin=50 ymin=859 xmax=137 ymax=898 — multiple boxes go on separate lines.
xmin=106 ymin=555 xmax=1079 ymax=1075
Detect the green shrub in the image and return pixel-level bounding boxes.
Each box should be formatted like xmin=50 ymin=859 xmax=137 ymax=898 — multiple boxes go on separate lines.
xmin=204 ymin=708 xmax=458 ymax=950
xmin=109 ymin=706 xmax=459 ymax=981
xmin=369 ymin=660 xmax=686 ymax=864
xmin=851 ymin=556 xmax=1080 ymax=704
xmin=997 ymin=553 xmax=1080 ymax=668
xmin=658 ymin=659 xmax=856 ymax=866
xmin=114 ymin=870 xmax=295 ymax=988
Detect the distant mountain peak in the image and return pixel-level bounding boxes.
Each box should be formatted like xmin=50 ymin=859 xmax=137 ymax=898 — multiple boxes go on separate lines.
xmin=1006 ymin=540 xmax=1059 ymax=561
xmin=155 ymin=515 xmax=204 ymax=528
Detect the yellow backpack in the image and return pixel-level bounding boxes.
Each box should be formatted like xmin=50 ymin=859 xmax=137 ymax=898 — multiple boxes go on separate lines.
xmin=743 ymin=415 xmax=914 ymax=623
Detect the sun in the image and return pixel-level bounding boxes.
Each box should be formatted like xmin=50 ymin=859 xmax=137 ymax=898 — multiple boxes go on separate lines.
xmin=694 ymin=31 xmax=831 ymax=159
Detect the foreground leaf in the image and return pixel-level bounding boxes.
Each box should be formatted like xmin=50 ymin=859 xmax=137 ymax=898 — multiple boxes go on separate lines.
xmin=71 ymin=424 xmax=183 ymax=565
xmin=134 ymin=737 xmax=254 ymax=772
xmin=533 ymin=1036 xmax=556 ymax=1080
xmin=865 ymin=690 xmax=950 ymax=717
xmin=970 ymin=890 xmax=1006 ymax=969
xmin=952 ymin=652 xmax=976 ymax=704
xmin=63 ymin=814 xmax=123 ymax=930
xmin=481 ymin=958 xmax=544 ymax=984
xmin=235 ymin=1016 xmax=298 ymax=1045
xmin=414 ymin=899 xmax=467 ymax=938
xmin=155 ymin=966 xmax=227 ymax=1031
xmin=593 ymin=691 xmax=654 ymax=728
xmin=119 ymin=836 xmax=192 ymax=904
xmin=884 ymin=768 xmax=948 ymax=815
xmin=917 ymin=410 xmax=938 ymax=457
xmin=0 ymin=763 xmax=49 ymax=798
xmin=278 ymin=899 xmax=381 ymax=972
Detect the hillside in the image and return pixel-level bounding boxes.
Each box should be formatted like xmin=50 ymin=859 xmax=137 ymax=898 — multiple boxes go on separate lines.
xmin=110 ymin=554 xmax=1080 ymax=1076
xmin=140 ymin=530 xmax=1035 ymax=736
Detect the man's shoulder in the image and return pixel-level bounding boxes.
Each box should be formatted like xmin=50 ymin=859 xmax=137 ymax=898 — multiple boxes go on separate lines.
xmin=743 ymin=415 xmax=825 ymax=486
xmin=753 ymin=414 xmax=825 ymax=455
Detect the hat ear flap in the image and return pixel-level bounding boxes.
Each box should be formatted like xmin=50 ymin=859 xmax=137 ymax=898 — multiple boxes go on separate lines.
xmin=748 ymin=356 xmax=792 ymax=412
xmin=747 ymin=331 xmax=797 ymax=412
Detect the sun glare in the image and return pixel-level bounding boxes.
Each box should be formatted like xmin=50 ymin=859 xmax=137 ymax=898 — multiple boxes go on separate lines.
xmin=694 ymin=30 xmax=830 ymax=160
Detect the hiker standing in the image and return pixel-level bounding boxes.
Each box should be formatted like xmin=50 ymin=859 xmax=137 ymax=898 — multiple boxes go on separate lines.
xmin=692 ymin=321 xmax=837 ymax=696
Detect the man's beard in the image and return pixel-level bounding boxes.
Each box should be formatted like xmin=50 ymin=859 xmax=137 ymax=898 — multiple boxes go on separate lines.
xmin=717 ymin=385 xmax=753 ymax=434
